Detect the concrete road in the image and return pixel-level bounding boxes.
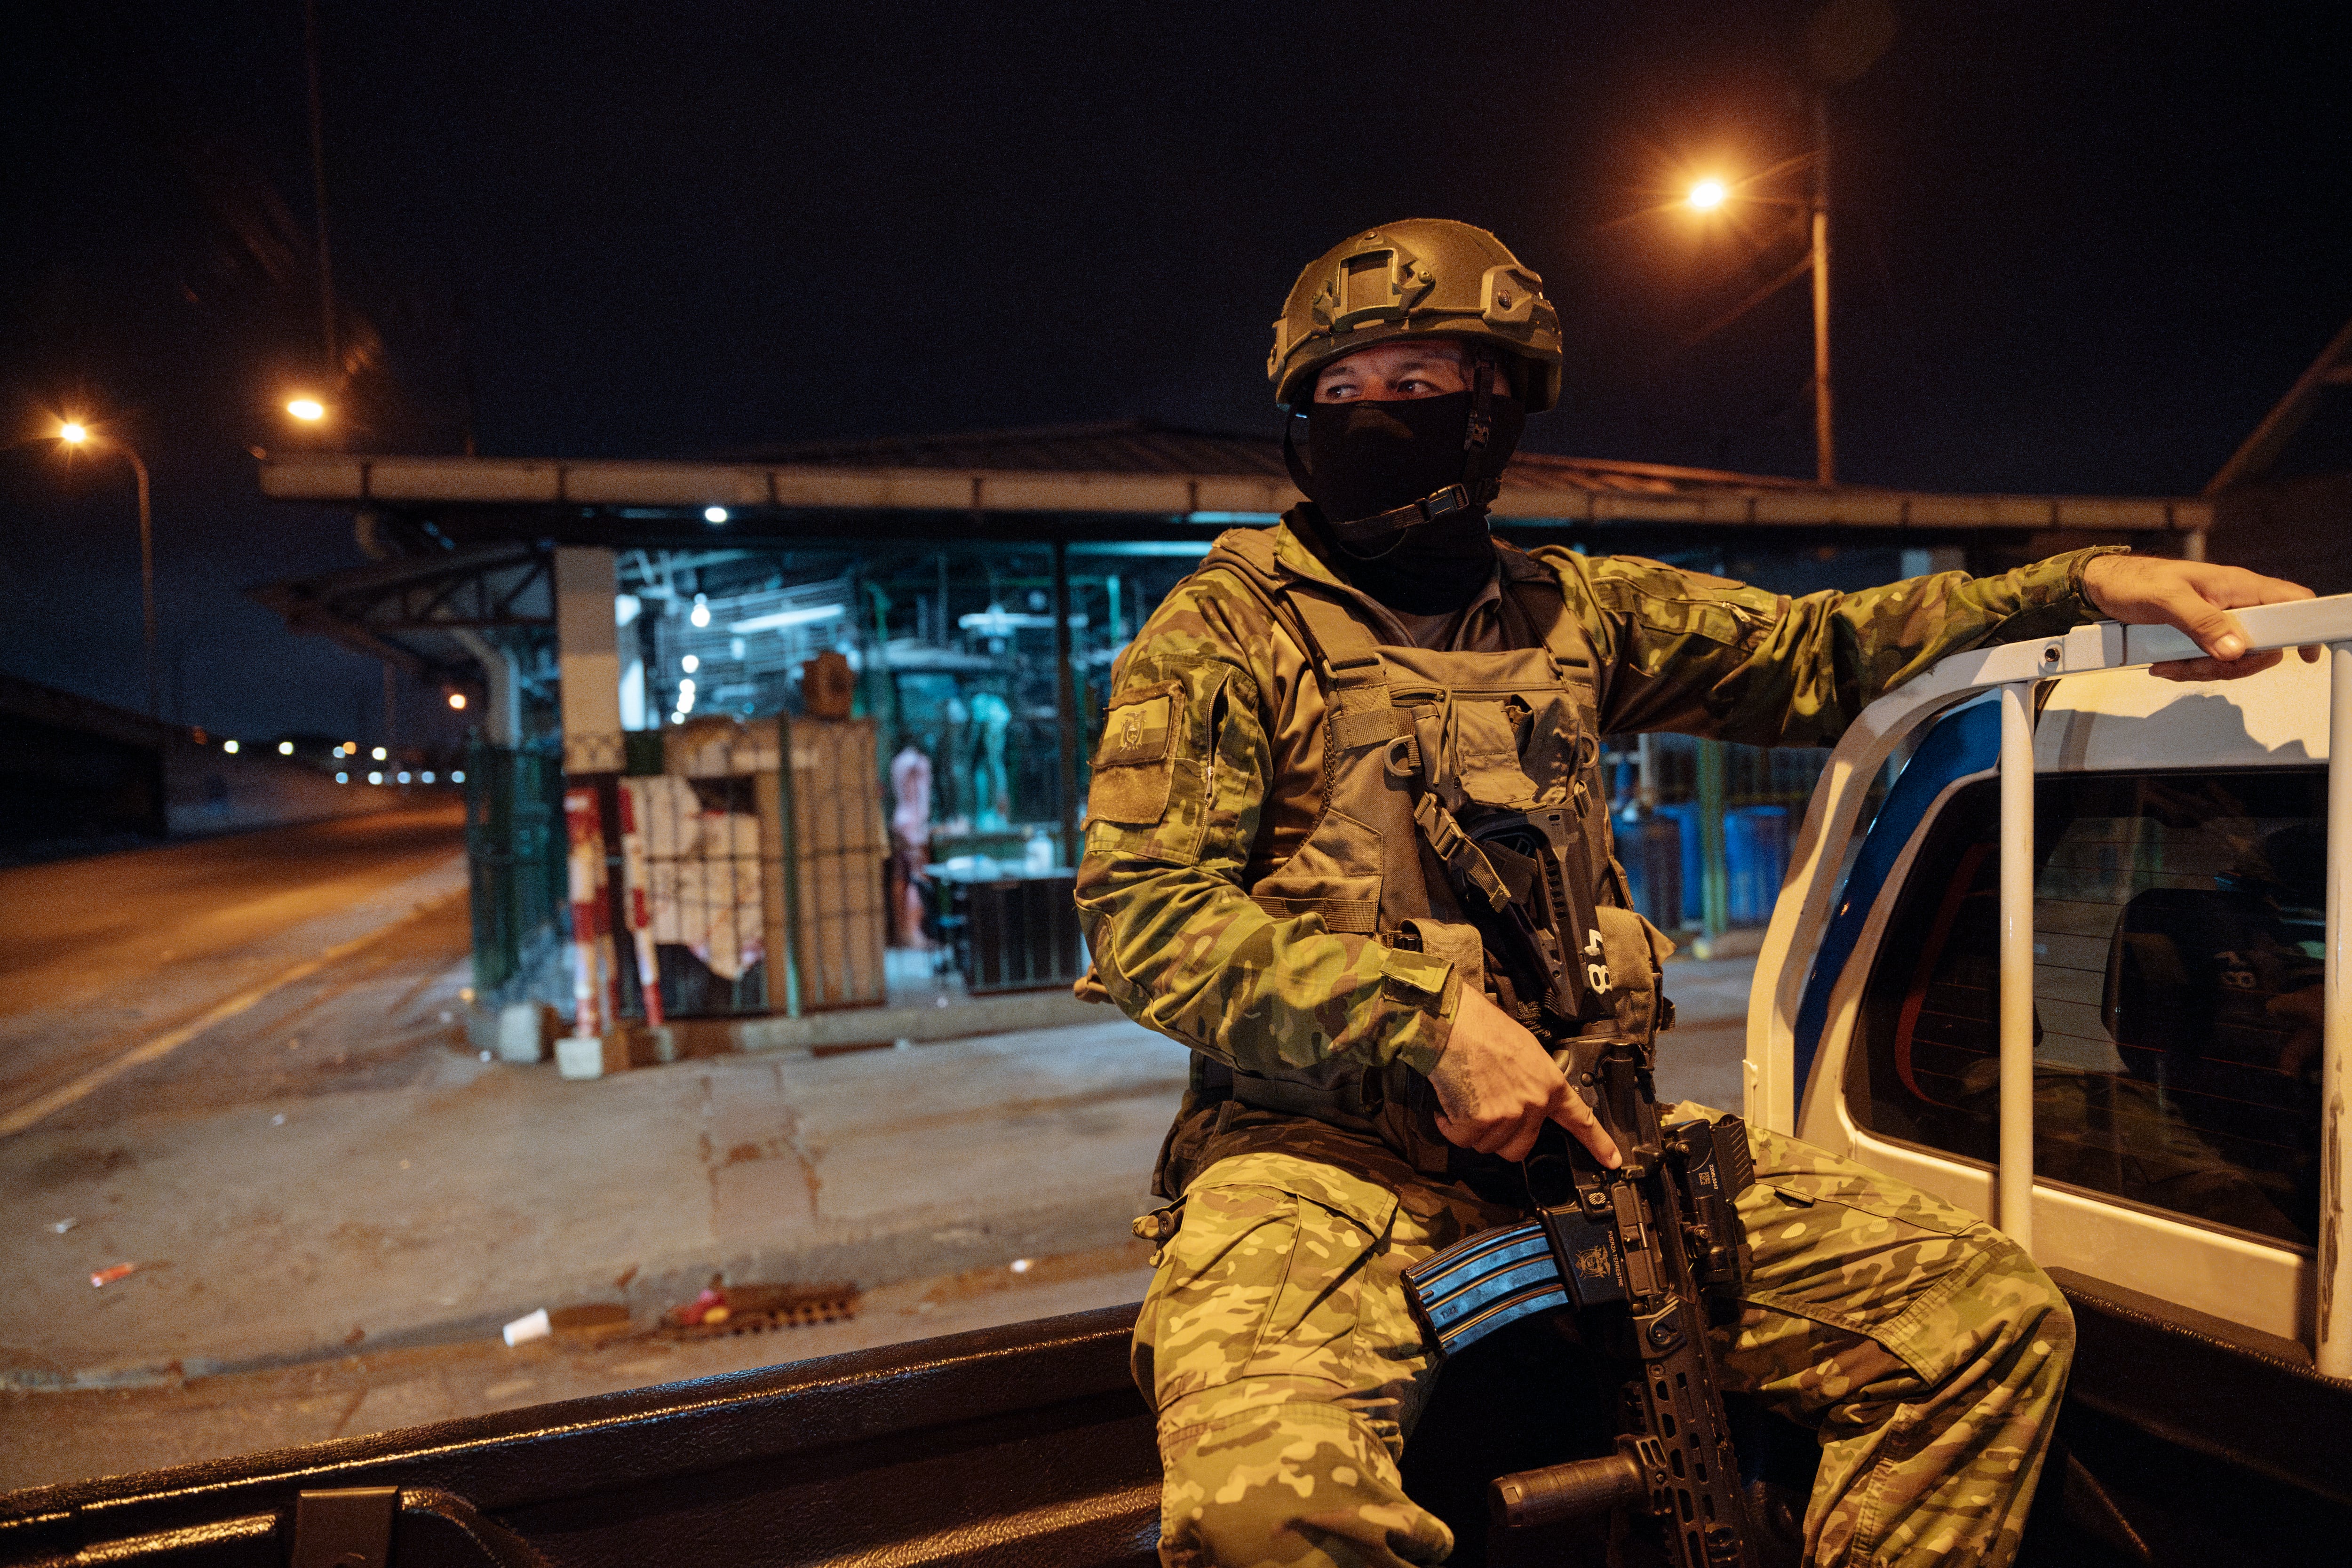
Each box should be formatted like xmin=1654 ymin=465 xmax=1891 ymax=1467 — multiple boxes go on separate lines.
xmin=0 ymin=803 xmax=1754 ymax=1497
xmin=0 ymin=803 xmax=469 ymax=1133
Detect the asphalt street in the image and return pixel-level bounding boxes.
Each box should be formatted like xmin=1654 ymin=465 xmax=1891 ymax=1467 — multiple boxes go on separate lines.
xmin=0 ymin=812 xmax=1754 ymax=1495
xmin=0 ymin=802 xmax=471 ymax=1135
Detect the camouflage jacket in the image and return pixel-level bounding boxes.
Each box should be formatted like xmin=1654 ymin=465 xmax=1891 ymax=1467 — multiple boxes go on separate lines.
xmin=1076 ymin=514 xmax=2116 ymax=1194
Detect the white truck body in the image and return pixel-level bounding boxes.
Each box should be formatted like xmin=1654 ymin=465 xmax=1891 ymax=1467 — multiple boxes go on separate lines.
xmin=1749 ymin=595 xmax=2352 ymax=1369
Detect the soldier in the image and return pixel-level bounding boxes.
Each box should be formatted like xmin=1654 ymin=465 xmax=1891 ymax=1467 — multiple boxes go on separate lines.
xmin=1077 ymin=218 xmax=2313 ymax=1568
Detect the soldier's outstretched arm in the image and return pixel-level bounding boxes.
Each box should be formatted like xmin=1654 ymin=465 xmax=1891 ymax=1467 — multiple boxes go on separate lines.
xmin=1554 ymin=545 xmax=2311 ymax=749
xmin=1075 ymin=583 xmax=1458 ymax=1080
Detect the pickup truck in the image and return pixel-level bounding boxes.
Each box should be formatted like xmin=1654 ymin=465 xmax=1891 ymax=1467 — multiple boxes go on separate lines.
xmin=5 ymin=597 xmax=2347 ymax=1568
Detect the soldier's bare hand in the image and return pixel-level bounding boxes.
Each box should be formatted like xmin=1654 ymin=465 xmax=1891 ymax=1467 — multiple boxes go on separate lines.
xmin=2079 ymin=556 xmax=2318 ymax=682
xmin=1430 ymin=988 xmax=1622 ymax=1168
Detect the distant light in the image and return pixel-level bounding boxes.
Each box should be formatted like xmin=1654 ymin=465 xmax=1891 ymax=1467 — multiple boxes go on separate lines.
xmin=342 ymin=742 xmax=357 ymax=755
xmin=372 ymin=746 xmax=388 ymax=761
xmin=731 ymin=604 xmax=844 ymax=633
xmin=677 ymin=687 xmax=697 ymax=713
xmin=670 ymin=711 xmax=684 ymax=725
xmin=1688 ymin=177 xmax=1729 ymax=212
xmin=690 ymin=595 xmax=711 ymax=629
xmin=447 ymin=692 xmax=468 ymax=710
xmin=397 ymin=771 xmax=411 ymax=783
xmin=278 ymin=740 xmax=294 ymax=755
xmin=368 ymin=771 xmax=384 ymax=785
xmin=703 ymin=506 xmax=729 ymax=525
xmin=336 ymin=772 xmax=349 ymax=784
xmin=678 ymin=677 xmax=695 ymax=694
xmin=223 ymin=739 xmax=240 ymax=754
xmin=451 ymin=770 xmax=466 ymax=783
xmin=58 ymin=422 xmax=88 ymax=445
xmin=680 ymin=653 xmax=699 ymax=674
xmin=422 ymin=770 xmax=435 ymax=783
xmin=1179 ymin=513 xmax=1278 ymax=527
xmin=286 ymin=398 xmax=326 ymax=422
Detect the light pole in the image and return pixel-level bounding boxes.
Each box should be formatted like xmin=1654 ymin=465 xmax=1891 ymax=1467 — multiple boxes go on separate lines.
xmin=1808 ymin=95 xmax=1834 ymax=486
xmin=56 ymin=422 xmax=161 ymax=720
xmin=1684 ymin=100 xmax=1837 ymax=485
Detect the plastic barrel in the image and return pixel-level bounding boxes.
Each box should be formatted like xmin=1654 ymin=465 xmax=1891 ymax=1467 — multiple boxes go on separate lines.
xmin=1616 ymin=808 xmax=1684 ymax=931
xmin=1653 ymin=802 xmax=1705 ymax=926
xmin=1724 ymin=805 xmax=1791 ymax=925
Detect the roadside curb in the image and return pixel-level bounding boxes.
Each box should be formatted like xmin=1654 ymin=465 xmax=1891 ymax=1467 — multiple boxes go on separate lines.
xmin=647 ymin=988 xmax=1109 ymax=1058
xmin=1 ymin=1186 xmax=1156 ymax=1393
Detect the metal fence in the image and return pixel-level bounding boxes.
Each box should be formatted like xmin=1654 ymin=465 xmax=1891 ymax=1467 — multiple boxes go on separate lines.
xmin=463 ymin=741 xmax=569 ymax=1002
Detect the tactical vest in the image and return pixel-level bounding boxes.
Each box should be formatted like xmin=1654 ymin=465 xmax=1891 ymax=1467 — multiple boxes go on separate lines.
xmin=1180 ymin=530 xmax=1670 ymax=1184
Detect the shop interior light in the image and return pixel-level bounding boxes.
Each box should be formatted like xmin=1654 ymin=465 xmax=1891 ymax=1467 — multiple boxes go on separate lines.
xmin=731 ymin=604 xmax=844 ymax=633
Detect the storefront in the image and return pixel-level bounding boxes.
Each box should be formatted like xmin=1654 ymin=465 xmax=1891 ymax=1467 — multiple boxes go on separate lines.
xmin=251 ymin=420 xmax=2209 ymax=1029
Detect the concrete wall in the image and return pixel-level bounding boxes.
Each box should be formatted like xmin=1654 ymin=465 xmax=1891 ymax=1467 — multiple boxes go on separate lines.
xmin=0 ymin=670 xmax=438 ymax=858
xmin=163 ymin=735 xmax=453 ymax=837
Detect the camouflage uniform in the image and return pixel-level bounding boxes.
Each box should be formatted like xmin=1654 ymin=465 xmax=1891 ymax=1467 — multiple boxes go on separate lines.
xmin=1079 ymin=516 xmax=2113 ymax=1568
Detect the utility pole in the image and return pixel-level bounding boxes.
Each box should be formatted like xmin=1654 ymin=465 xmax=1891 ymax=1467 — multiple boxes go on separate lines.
xmin=304 ymin=0 xmax=337 ymax=383
xmin=1810 ymin=93 xmax=1835 ymax=486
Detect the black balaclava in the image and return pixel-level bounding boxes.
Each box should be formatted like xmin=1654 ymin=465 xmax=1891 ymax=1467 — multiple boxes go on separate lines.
xmin=1286 ymin=364 xmax=1527 ymax=615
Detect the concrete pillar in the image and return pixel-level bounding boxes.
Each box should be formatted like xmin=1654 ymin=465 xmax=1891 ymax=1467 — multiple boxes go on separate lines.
xmin=555 ymin=547 xmax=625 ymax=773
xmin=1052 ymin=539 xmax=1080 ymax=869
xmin=452 ymin=629 xmax=522 ymax=746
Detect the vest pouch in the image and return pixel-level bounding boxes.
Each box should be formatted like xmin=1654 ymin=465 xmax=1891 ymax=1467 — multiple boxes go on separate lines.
xmin=1229 ymin=1055 xmax=1383 ymax=1130
xmin=1591 ymin=904 xmax=1674 ymax=1046
xmin=1245 ymin=808 xmax=1384 ymax=936
xmin=1449 ymin=698 xmax=1540 ymax=808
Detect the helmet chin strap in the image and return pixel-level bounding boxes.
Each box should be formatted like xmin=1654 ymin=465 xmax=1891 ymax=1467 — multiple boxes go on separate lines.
xmin=1283 ymin=354 xmax=1505 ymax=554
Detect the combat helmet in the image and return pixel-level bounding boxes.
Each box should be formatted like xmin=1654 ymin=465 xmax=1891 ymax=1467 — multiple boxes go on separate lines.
xmin=1267 ymin=218 xmax=1564 ymax=410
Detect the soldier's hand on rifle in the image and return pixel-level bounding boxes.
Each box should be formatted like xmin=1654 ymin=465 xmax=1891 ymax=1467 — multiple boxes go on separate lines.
xmin=2079 ymin=555 xmax=2317 ymax=682
xmin=1430 ymin=989 xmax=1622 ymax=1168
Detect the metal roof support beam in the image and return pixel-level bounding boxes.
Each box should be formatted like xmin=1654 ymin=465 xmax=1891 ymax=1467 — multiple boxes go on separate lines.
xmin=259 ymin=454 xmax=2209 ymax=536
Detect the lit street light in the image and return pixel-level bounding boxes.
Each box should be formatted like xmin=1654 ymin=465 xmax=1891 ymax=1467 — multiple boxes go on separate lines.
xmin=286 ymin=397 xmax=327 ymax=422
xmin=447 ymin=691 xmax=468 ymax=710
xmin=1678 ymin=101 xmax=1838 ymax=485
xmin=55 ymin=421 xmax=162 ymax=719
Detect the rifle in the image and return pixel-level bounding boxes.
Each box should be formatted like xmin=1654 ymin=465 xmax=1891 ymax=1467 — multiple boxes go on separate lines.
xmin=1401 ymin=802 xmax=1762 ymax=1567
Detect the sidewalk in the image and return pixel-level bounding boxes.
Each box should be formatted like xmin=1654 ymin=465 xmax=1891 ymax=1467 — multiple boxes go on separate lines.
xmin=2 ymin=897 xmax=1190 ymax=1391
xmin=2 ymin=901 xmax=1750 ymax=1394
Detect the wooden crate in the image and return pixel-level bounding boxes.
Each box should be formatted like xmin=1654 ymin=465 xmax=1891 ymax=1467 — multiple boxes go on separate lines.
xmin=771 ymin=716 xmax=888 ymax=1011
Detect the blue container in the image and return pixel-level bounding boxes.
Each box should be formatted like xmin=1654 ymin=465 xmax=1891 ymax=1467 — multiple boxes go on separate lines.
xmin=1724 ymin=805 xmax=1791 ymax=926
xmin=1637 ymin=808 xmax=1712 ymax=931
xmin=1616 ymin=807 xmax=1685 ymax=931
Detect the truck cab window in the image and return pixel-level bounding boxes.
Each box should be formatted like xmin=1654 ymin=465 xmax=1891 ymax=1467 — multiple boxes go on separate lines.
xmin=1845 ymin=767 xmax=2325 ymax=1249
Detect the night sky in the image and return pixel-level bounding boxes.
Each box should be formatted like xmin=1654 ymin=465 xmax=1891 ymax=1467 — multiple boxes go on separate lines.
xmin=4 ymin=0 xmax=2346 ymax=744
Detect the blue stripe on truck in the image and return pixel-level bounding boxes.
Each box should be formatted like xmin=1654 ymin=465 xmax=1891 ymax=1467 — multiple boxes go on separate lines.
xmin=1790 ymin=699 xmax=1999 ymax=1116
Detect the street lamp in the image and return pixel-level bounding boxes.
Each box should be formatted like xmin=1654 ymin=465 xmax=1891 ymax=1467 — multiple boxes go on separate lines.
xmin=55 ymin=421 xmax=162 ymax=719
xmin=286 ymin=397 xmax=327 ymax=422
xmin=1681 ymin=104 xmax=1838 ymax=485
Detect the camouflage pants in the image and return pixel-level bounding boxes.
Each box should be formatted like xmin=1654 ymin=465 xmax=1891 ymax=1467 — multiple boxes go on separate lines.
xmin=1130 ymin=1107 xmax=2074 ymax=1568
